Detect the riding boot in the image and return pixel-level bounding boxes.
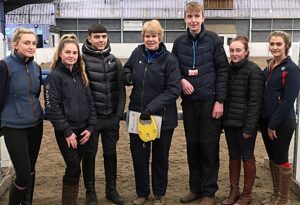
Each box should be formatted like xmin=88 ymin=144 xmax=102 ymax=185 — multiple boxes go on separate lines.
xmin=222 ymin=160 xmax=241 ymax=204
xmin=21 ymin=172 xmax=35 ymax=205
xmin=9 ymin=181 xmax=26 ymax=205
xmin=61 ymin=176 xmax=79 ymax=205
xmin=273 ymin=166 xmax=292 ymax=205
xmin=104 ymin=154 xmax=124 ymax=205
xmin=261 ymin=160 xmax=279 ymax=205
xmin=234 ymin=159 xmax=256 ymax=205
xmin=83 ymin=151 xmax=99 ymax=205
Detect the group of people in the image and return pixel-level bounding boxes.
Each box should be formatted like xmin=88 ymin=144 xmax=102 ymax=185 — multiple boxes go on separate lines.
xmin=0 ymin=1 xmax=299 ymax=205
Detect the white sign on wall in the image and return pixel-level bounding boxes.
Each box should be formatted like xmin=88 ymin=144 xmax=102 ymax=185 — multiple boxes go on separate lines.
xmin=123 ymin=20 xmax=143 ymax=31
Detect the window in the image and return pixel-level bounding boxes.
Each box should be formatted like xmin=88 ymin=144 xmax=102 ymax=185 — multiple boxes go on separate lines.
xmin=204 ymin=0 xmax=233 ymax=10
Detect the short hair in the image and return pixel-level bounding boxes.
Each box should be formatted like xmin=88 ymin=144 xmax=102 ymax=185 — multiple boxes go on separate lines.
xmin=11 ymin=27 xmax=37 ymax=50
xmin=184 ymin=1 xmax=205 ymax=17
xmin=51 ymin=34 xmax=89 ymax=86
xmin=268 ymin=31 xmax=291 ymax=56
xmin=141 ymin=20 xmax=164 ymax=41
xmin=87 ymin=23 xmax=108 ymax=36
xmin=229 ymin=36 xmax=250 ymax=58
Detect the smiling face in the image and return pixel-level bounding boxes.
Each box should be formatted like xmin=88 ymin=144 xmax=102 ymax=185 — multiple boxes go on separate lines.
xmin=88 ymin=32 xmax=108 ymax=51
xmin=184 ymin=11 xmax=205 ymax=35
xmin=59 ymin=43 xmax=78 ymax=69
xmin=14 ymin=33 xmax=37 ymax=58
xmin=229 ymin=40 xmax=249 ymax=63
xmin=269 ymin=36 xmax=287 ymax=60
xmin=143 ymin=32 xmax=160 ymax=51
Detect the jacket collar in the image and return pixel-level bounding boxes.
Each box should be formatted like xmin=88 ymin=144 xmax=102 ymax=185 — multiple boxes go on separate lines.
xmin=187 ymin=24 xmax=206 ymax=42
xmin=139 ymin=42 xmax=166 ymax=63
xmin=82 ymin=39 xmax=111 ymax=57
xmin=230 ymin=58 xmax=248 ymax=71
xmin=11 ymin=50 xmax=34 ymax=64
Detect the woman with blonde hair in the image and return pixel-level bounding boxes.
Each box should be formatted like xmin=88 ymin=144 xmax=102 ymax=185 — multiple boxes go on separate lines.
xmin=44 ymin=34 xmax=96 ymax=205
xmin=124 ymin=20 xmax=181 ymax=205
xmin=0 ymin=28 xmax=43 ymax=205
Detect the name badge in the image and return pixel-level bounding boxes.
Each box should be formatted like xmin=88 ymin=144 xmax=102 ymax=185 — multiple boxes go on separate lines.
xmin=188 ymin=69 xmax=198 ymax=76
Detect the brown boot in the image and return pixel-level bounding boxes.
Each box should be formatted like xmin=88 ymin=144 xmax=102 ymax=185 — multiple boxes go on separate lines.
xmin=179 ymin=192 xmax=200 ymax=203
xmin=273 ymin=166 xmax=292 ymax=205
xmin=62 ymin=177 xmax=79 ymax=205
xmin=234 ymin=159 xmax=256 ymax=205
xmin=222 ymin=160 xmax=241 ymax=205
xmin=261 ymin=160 xmax=279 ymax=205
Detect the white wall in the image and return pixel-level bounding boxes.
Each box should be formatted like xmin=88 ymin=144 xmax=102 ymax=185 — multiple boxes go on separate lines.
xmin=34 ymin=42 xmax=300 ymax=66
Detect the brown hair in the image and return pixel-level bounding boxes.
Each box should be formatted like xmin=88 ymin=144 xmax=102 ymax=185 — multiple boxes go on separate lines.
xmin=184 ymin=1 xmax=205 ymax=17
xmin=11 ymin=27 xmax=37 ymax=50
xmin=268 ymin=31 xmax=291 ymax=56
xmin=230 ymin=36 xmax=250 ymax=58
xmin=51 ymin=34 xmax=89 ymax=87
xmin=141 ymin=20 xmax=164 ymax=41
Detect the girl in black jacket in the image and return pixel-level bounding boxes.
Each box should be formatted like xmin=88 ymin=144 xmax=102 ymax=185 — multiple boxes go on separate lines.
xmin=222 ymin=36 xmax=264 ymax=205
xmin=260 ymin=31 xmax=300 ymax=205
xmin=44 ymin=34 xmax=96 ymax=205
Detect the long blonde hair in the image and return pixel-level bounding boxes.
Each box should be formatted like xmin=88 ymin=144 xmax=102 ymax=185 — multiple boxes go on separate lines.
xmin=51 ymin=34 xmax=89 ymax=87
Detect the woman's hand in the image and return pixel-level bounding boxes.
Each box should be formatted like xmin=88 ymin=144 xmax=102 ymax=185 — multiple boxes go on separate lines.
xmin=79 ymin=130 xmax=91 ymax=145
xmin=66 ymin=133 xmax=78 ymax=148
xmin=243 ymin=133 xmax=251 ymax=139
xmin=268 ymin=128 xmax=277 ymax=140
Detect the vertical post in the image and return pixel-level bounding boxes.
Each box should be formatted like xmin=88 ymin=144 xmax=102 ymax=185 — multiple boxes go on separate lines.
xmin=120 ymin=0 xmax=123 ymax=43
xmin=249 ymin=0 xmax=252 ymax=42
xmin=0 ymin=0 xmax=5 ymax=35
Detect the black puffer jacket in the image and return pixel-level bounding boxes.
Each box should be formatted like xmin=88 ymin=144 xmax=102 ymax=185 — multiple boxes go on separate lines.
xmin=82 ymin=40 xmax=126 ymax=118
xmin=44 ymin=61 xmax=96 ymax=138
xmin=223 ymin=59 xmax=264 ymax=134
xmin=172 ymin=25 xmax=229 ymax=102
xmin=124 ymin=43 xmax=181 ymax=130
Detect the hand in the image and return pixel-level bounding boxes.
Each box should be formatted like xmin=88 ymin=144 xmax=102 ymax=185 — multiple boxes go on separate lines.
xmin=181 ymin=79 xmax=194 ymax=95
xmin=66 ymin=133 xmax=78 ymax=148
xmin=124 ymin=73 xmax=132 ymax=86
xmin=140 ymin=109 xmax=151 ymax=120
xmin=79 ymin=130 xmax=91 ymax=145
xmin=243 ymin=133 xmax=251 ymax=139
xmin=212 ymin=101 xmax=223 ymax=119
xmin=268 ymin=128 xmax=277 ymax=140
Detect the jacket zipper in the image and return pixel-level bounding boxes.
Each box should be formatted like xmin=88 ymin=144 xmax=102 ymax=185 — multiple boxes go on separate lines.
xmin=25 ymin=65 xmax=37 ymax=121
xmin=140 ymin=63 xmax=148 ymax=112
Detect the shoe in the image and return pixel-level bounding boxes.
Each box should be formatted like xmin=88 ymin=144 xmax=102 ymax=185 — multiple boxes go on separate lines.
xmin=153 ymin=196 xmax=166 ymax=205
xmin=133 ymin=196 xmax=148 ymax=205
xmin=180 ymin=192 xmax=199 ymax=203
xmin=199 ymin=197 xmax=216 ymax=205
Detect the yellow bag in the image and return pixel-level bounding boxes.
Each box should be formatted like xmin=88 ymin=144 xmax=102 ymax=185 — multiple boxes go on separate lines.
xmin=137 ymin=116 xmax=158 ymax=142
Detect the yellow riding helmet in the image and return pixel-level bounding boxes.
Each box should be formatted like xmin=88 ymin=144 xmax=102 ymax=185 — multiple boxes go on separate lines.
xmin=137 ymin=116 xmax=158 ymax=142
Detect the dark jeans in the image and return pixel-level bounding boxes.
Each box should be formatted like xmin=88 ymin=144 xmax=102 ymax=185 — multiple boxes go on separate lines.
xmin=55 ymin=127 xmax=97 ymax=179
xmin=3 ymin=122 xmax=43 ymax=187
xmin=261 ymin=119 xmax=296 ymax=164
xmin=224 ymin=126 xmax=257 ymax=160
xmin=130 ymin=129 xmax=174 ymax=197
xmin=182 ymin=100 xmax=221 ymax=197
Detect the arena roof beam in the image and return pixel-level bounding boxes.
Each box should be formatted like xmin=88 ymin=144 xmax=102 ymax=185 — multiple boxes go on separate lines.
xmin=4 ymin=0 xmax=54 ymax=13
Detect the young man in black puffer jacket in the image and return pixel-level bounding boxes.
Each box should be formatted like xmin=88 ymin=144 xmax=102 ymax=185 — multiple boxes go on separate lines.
xmin=82 ymin=23 xmax=126 ymax=205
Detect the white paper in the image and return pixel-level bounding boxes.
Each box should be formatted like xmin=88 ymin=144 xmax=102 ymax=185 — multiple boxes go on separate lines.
xmin=126 ymin=110 xmax=162 ymax=138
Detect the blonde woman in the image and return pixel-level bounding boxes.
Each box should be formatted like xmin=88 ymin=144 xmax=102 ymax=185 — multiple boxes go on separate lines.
xmin=124 ymin=20 xmax=181 ymax=205
xmin=44 ymin=34 xmax=96 ymax=205
xmin=0 ymin=28 xmax=43 ymax=205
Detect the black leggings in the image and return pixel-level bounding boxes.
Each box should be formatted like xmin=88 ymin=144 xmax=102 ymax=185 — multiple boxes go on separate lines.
xmin=261 ymin=119 xmax=296 ymax=164
xmin=3 ymin=122 xmax=43 ymax=187
xmin=55 ymin=127 xmax=96 ymax=180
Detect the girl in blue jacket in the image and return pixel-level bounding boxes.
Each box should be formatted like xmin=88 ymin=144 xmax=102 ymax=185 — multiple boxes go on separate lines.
xmin=0 ymin=28 xmax=43 ymax=205
xmin=261 ymin=31 xmax=300 ymax=205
